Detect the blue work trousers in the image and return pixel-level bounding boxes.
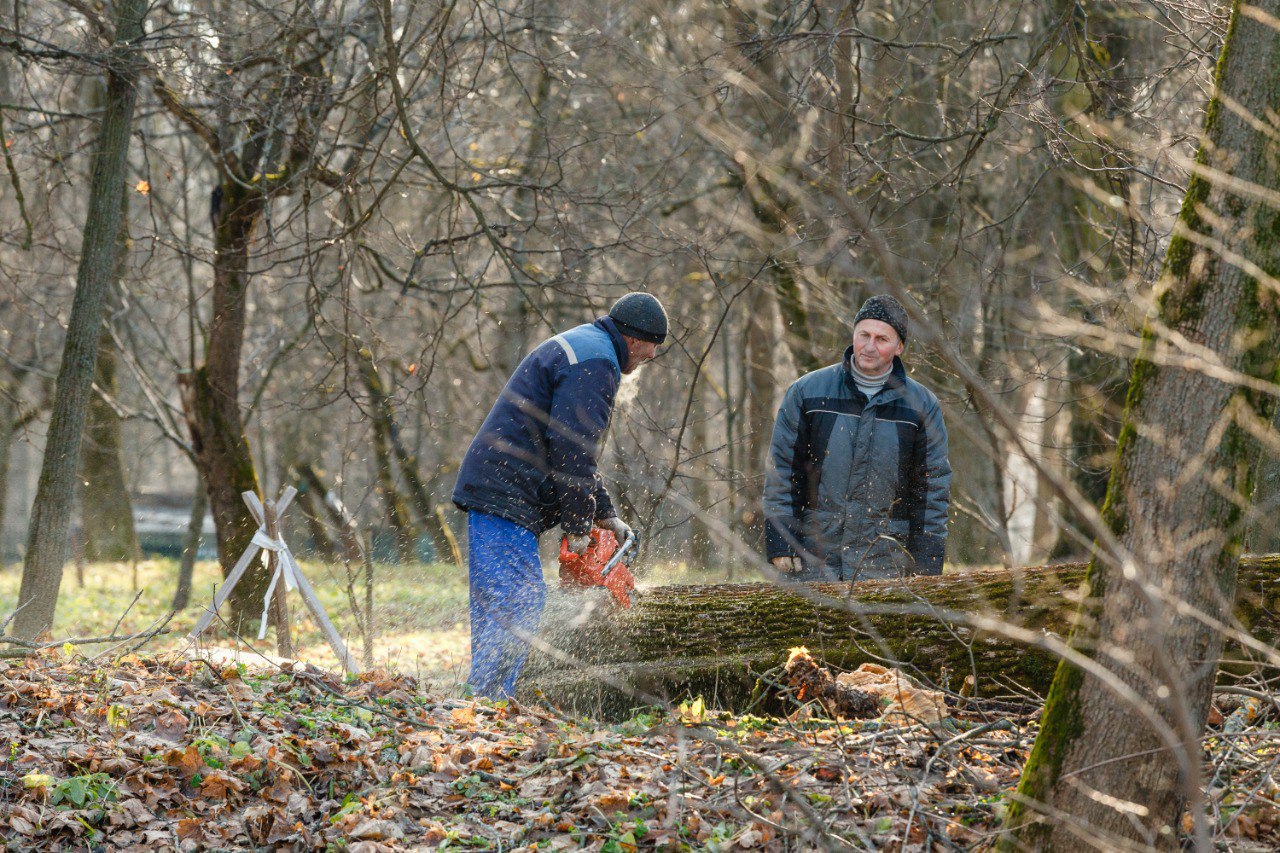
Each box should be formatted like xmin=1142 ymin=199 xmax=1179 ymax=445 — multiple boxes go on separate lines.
xmin=466 ymin=511 xmax=546 ymax=699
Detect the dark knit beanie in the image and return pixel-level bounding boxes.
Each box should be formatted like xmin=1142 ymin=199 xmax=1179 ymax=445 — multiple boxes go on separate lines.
xmin=852 ymin=294 xmax=908 ymax=344
xmin=608 ymin=292 xmax=668 ymax=343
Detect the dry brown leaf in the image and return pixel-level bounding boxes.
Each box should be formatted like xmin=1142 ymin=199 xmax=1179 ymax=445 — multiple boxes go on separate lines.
xmin=350 ymin=818 xmax=405 ymax=841
xmin=223 ymin=677 xmax=256 ymax=703
xmin=152 ymin=708 xmax=189 ymax=742
xmin=593 ymin=791 xmax=631 ymax=813
xmin=836 ymin=663 xmax=948 ymax=724
xmin=164 ymin=745 xmax=204 ymax=778
xmin=9 ymin=815 xmax=37 ymax=836
xmin=199 ymin=769 xmax=248 ymax=800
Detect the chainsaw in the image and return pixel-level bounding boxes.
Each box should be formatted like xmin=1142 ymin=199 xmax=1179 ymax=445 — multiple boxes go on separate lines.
xmin=558 ymin=527 xmax=638 ymax=608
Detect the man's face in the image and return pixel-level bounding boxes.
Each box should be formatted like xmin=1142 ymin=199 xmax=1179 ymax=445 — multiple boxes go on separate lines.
xmin=851 ymin=319 xmax=903 ymax=376
xmin=623 ymin=337 xmax=659 ymax=374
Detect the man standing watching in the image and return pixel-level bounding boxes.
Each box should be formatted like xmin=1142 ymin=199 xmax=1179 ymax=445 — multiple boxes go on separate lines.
xmin=453 ymin=293 xmax=667 ymax=698
xmin=763 ymin=294 xmax=950 ymax=581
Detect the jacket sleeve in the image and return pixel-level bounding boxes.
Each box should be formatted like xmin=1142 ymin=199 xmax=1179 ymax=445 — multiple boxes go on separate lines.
xmin=763 ymin=383 xmax=806 ymax=560
xmin=592 ymin=478 xmax=616 ymax=521
xmin=908 ymin=394 xmax=951 ymax=575
xmin=548 ymin=359 xmax=617 ymax=535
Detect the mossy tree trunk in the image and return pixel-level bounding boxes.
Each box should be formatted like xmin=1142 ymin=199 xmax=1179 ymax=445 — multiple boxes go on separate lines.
xmin=157 ymin=11 xmax=344 ymax=628
xmin=13 ymin=0 xmax=147 ymax=638
xmin=739 ymin=285 xmax=776 ymax=548
xmin=1044 ymin=0 xmax=1136 ymax=562
xmin=1003 ymin=4 xmax=1280 ymax=848
xmin=525 ymin=557 xmax=1280 ymax=718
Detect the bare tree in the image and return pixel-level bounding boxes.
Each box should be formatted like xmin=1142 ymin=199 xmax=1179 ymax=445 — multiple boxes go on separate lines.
xmin=153 ymin=0 xmax=378 ymax=625
xmin=13 ymin=0 xmax=148 ymax=638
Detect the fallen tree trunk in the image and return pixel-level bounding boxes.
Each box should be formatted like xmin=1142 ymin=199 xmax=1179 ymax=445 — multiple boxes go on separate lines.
xmin=525 ymin=557 xmax=1280 ymax=717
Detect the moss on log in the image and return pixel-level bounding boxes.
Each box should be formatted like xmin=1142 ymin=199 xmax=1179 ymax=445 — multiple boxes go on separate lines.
xmin=525 ymin=557 xmax=1280 ymax=717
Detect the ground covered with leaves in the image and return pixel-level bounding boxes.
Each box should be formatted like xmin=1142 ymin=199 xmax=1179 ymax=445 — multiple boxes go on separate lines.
xmin=0 ymin=648 xmax=1049 ymax=851
xmin=4 ymin=651 xmax=1280 ymax=850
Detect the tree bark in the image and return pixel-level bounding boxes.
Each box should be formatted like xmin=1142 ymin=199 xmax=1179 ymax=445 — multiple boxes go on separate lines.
xmin=12 ymin=0 xmax=146 ymax=638
xmin=525 ymin=557 xmax=1280 ymax=718
xmin=180 ymin=176 xmax=265 ymax=629
xmin=294 ymin=463 xmax=363 ymax=564
xmin=1003 ymin=4 xmax=1280 ymax=848
xmin=292 ymin=482 xmax=339 ymax=563
xmin=80 ymin=320 xmax=139 ymax=564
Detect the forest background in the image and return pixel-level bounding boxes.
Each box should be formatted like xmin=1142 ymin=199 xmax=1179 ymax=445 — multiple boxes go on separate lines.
xmin=3 ymin=0 xmax=1231 ymax=588
xmin=12 ymin=0 xmax=1280 ymax=848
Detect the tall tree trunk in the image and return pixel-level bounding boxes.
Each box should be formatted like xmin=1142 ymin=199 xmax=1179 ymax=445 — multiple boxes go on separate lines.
xmin=689 ymin=385 xmax=716 ymax=573
xmin=77 ymin=80 xmax=138 ymax=567
xmin=180 ymin=177 xmax=265 ymax=628
xmin=1042 ymin=0 xmax=1136 ymax=562
xmin=292 ymin=482 xmax=340 ymax=562
xmin=1003 ymin=4 xmax=1280 ymax=847
xmin=12 ymin=0 xmax=147 ymax=638
xmin=80 ymin=317 xmax=139 ymax=563
xmin=294 ymin=462 xmax=364 ymax=564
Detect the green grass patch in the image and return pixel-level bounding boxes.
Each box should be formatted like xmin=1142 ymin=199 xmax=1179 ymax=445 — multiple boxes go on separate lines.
xmin=0 ymin=554 xmax=732 ymax=685
xmin=0 ymin=557 xmax=470 ymax=683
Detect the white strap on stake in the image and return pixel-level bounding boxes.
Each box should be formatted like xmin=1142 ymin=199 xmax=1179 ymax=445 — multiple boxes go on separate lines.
xmin=254 ymin=529 xmax=301 ymax=640
xmin=189 ymin=486 xmax=359 ymax=673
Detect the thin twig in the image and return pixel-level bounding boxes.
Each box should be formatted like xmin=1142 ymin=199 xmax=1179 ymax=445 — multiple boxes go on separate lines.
xmin=109 ymin=589 xmax=144 ymax=638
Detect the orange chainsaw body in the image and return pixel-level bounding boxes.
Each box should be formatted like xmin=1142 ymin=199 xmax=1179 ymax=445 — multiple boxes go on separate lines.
xmin=558 ymin=528 xmax=635 ymax=608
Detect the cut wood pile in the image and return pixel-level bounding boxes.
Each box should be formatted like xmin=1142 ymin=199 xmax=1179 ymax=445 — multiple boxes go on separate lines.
xmin=527 ymin=556 xmax=1280 ymax=716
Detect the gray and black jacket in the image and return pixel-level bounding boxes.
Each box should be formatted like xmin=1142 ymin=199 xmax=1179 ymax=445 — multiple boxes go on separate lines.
xmin=763 ymin=350 xmax=950 ymax=580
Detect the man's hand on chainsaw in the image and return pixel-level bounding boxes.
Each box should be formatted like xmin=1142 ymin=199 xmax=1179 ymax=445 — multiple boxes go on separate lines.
xmin=566 ymin=532 xmax=592 ymax=554
xmin=599 ymin=516 xmax=635 ymax=546
xmin=772 ymin=556 xmax=804 ymax=575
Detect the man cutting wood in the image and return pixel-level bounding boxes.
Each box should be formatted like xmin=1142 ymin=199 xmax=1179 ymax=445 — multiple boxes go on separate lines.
xmin=452 ymin=293 xmax=667 ymax=698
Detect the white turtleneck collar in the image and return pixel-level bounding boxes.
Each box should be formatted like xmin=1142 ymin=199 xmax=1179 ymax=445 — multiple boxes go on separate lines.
xmin=850 ymin=361 xmax=891 ymax=398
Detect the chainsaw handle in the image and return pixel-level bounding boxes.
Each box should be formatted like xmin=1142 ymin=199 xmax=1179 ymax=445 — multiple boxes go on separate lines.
xmin=600 ymin=530 xmax=637 ymax=578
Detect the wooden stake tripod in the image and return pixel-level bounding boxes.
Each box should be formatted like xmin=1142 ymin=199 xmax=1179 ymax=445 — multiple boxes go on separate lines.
xmin=189 ymin=487 xmax=361 ymax=673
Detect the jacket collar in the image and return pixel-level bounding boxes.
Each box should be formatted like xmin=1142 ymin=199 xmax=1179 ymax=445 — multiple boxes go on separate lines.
xmin=595 ymin=317 xmax=630 ymax=371
xmin=842 ymin=346 xmax=907 ymax=400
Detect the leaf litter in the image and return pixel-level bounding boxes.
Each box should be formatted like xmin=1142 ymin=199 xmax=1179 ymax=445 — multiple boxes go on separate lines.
xmin=1 ymin=647 xmax=1277 ymax=850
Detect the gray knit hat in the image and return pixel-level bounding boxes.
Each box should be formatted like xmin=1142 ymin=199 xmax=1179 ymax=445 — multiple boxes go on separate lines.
xmin=852 ymin=294 xmax=908 ymax=344
xmin=608 ymin=292 xmax=668 ymax=343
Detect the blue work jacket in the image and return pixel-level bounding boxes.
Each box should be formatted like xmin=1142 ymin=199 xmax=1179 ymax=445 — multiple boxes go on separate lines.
xmin=453 ymin=318 xmax=626 ymax=536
